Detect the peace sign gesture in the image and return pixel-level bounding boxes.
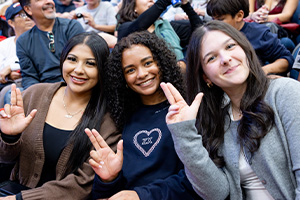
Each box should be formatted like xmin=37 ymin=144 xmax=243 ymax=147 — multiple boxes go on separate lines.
xmin=0 ymin=84 xmax=37 ymax=135
xmin=85 ymin=128 xmax=123 ymax=182
xmin=160 ymin=82 xmax=204 ymax=124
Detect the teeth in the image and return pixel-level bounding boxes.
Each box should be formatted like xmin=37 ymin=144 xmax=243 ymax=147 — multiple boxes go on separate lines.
xmin=72 ymin=77 xmax=85 ymax=82
xmin=140 ymin=79 xmax=152 ymax=86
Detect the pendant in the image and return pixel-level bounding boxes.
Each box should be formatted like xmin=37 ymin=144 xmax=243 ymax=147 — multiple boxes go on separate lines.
xmin=65 ymin=114 xmax=73 ymax=118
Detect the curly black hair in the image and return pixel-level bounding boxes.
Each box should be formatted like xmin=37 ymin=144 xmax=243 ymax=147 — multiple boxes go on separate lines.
xmin=105 ymin=31 xmax=184 ymax=130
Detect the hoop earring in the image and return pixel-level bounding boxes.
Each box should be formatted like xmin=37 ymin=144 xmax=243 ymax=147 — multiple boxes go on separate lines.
xmin=207 ymin=82 xmax=213 ymax=88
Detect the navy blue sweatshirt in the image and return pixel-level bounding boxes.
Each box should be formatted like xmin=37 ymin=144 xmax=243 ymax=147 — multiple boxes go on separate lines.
xmin=240 ymin=22 xmax=294 ymax=75
xmin=92 ymin=101 xmax=201 ymax=200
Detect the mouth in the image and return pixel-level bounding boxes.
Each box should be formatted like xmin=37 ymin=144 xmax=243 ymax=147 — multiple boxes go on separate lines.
xmin=42 ymin=4 xmax=54 ymax=11
xmin=224 ymin=65 xmax=238 ymax=75
xmin=137 ymin=77 xmax=155 ymax=87
xmin=71 ymin=75 xmax=88 ymax=84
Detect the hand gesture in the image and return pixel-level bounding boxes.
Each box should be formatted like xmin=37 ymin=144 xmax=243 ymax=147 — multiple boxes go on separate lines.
xmin=108 ymin=190 xmax=140 ymax=200
xmin=82 ymin=13 xmax=96 ymax=27
xmin=0 ymin=84 xmax=37 ymax=135
xmin=160 ymin=82 xmax=203 ymax=124
xmin=85 ymin=128 xmax=123 ymax=182
xmin=251 ymin=5 xmax=269 ymax=23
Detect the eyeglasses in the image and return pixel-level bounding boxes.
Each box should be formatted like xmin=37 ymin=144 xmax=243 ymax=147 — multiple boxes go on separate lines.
xmin=47 ymin=31 xmax=55 ymax=53
xmin=14 ymin=13 xmax=28 ymax=19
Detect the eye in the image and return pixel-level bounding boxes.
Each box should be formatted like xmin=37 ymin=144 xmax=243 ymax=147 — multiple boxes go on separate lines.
xmin=66 ymin=56 xmax=76 ymax=62
xmin=226 ymin=43 xmax=236 ymax=50
xmin=207 ymin=55 xmax=216 ymax=63
xmin=145 ymin=60 xmax=153 ymax=66
xmin=86 ymin=60 xmax=96 ymax=66
xmin=125 ymin=68 xmax=135 ymax=74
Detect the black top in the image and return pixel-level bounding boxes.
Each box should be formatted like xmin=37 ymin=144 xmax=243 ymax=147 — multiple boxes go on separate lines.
xmin=37 ymin=123 xmax=71 ymax=186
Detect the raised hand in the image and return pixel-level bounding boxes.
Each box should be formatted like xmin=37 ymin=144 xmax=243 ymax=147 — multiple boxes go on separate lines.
xmin=85 ymin=128 xmax=123 ymax=182
xmin=0 ymin=84 xmax=37 ymax=135
xmin=108 ymin=190 xmax=140 ymax=200
xmin=160 ymin=82 xmax=203 ymax=124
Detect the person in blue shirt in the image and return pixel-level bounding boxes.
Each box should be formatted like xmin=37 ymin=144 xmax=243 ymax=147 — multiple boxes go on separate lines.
xmin=84 ymin=31 xmax=201 ymax=200
xmin=206 ymin=0 xmax=294 ymax=76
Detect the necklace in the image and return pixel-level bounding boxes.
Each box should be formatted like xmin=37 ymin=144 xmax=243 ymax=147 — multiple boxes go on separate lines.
xmin=62 ymin=89 xmax=83 ymax=118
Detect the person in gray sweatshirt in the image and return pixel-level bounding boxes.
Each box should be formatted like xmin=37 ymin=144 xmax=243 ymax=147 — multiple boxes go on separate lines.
xmin=160 ymin=20 xmax=300 ymax=200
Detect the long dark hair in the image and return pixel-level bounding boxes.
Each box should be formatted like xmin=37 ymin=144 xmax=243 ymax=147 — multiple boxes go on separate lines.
xmin=117 ymin=0 xmax=139 ymax=24
xmin=60 ymin=32 xmax=110 ymax=174
xmin=105 ymin=31 xmax=184 ymax=130
xmin=186 ymin=21 xmax=274 ymax=167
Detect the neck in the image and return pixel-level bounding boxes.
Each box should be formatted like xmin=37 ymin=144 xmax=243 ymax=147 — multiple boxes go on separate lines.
xmin=237 ymin=21 xmax=245 ymax=31
xmin=87 ymin=1 xmax=100 ymax=9
xmin=224 ymin=84 xmax=247 ymax=111
xmin=141 ymin=90 xmax=166 ymax=105
xmin=64 ymin=86 xmax=91 ymax=107
xmin=35 ymin=18 xmax=55 ymax=32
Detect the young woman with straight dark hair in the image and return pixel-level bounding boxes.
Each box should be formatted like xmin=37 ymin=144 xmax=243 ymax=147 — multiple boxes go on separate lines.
xmin=161 ymin=20 xmax=300 ymax=199
xmin=0 ymin=32 xmax=120 ymax=200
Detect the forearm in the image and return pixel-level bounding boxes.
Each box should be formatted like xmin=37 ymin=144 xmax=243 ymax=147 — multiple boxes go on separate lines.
xmin=168 ymin=120 xmax=229 ymax=199
xmin=181 ymin=2 xmax=202 ymax=31
xmin=93 ymin=24 xmax=116 ymax=33
xmin=0 ymin=133 xmax=21 ymax=163
xmin=262 ymin=58 xmax=289 ymax=74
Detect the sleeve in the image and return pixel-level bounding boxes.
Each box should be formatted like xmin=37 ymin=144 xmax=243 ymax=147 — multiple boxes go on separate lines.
xmin=16 ymin=38 xmax=40 ymax=90
xmin=133 ymin=169 xmax=200 ymax=200
xmin=256 ymin=28 xmax=294 ymax=72
xmin=106 ymin=4 xmax=117 ymax=25
xmin=20 ymin=161 xmax=95 ymax=200
xmin=0 ymin=133 xmax=22 ymax=164
xmin=117 ymin=0 xmax=171 ymax=40
xmin=167 ymin=120 xmax=230 ymax=200
xmin=66 ymin=19 xmax=85 ymax=40
xmin=170 ymin=2 xmax=202 ymax=48
xmin=92 ymin=171 xmax=127 ymax=199
xmin=271 ymin=79 xmax=300 ymax=198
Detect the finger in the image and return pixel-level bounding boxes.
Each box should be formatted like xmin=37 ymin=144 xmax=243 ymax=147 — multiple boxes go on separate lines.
xmin=160 ymin=82 xmax=176 ymax=105
xmin=90 ymin=149 xmax=102 ymax=163
xmin=89 ymin=158 xmax=103 ymax=169
xmin=190 ymin=92 xmax=204 ymax=113
xmin=16 ymin=88 xmax=23 ymax=107
xmin=85 ymin=128 xmax=101 ymax=151
xmin=168 ymin=104 xmax=180 ymax=112
xmin=166 ymin=82 xmax=185 ymax=103
xmin=116 ymin=140 xmax=123 ymax=161
xmin=10 ymin=84 xmax=17 ymax=106
xmin=4 ymin=103 xmax=11 ymax=118
xmin=0 ymin=108 xmax=7 ymax=118
xmin=166 ymin=110 xmax=179 ymax=124
xmin=24 ymin=109 xmax=37 ymax=125
xmin=92 ymin=129 xmax=109 ymax=148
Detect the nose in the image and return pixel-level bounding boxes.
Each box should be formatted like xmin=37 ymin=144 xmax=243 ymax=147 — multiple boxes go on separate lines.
xmin=137 ymin=67 xmax=148 ymax=79
xmin=74 ymin=62 xmax=84 ymax=74
xmin=220 ymin=51 xmax=231 ymax=66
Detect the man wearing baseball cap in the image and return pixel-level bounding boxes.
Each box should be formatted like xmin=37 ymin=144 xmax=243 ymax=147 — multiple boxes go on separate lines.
xmin=0 ymin=3 xmax=34 ymax=95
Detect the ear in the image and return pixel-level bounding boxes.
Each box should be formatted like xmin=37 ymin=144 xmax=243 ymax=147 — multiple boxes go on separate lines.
xmin=235 ymin=10 xmax=244 ymax=22
xmin=202 ymin=73 xmax=212 ymax=85
xmin=24 ymin=5 xmax=32 ymax=16
xmin=7 ymin=19 xmax=15 ymax=29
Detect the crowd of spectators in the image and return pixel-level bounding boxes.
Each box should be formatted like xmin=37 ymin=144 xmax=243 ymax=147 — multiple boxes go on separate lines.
xmin=0 ymin=0 xmax=300 ymax=199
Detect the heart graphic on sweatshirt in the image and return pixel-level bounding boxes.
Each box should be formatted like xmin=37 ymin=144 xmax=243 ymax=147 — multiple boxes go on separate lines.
xmin=133 ymin=128 xmax=162 ymax=157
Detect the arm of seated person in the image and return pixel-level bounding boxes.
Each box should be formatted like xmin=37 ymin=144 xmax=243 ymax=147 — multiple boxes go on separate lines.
xmin=267 ymin=0 xmax=298 ymax=23
xmin=262 ymin=58 xmax=289 ymax=75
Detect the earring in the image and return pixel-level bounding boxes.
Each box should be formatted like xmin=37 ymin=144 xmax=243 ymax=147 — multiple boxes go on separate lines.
xmin=207 ymin=82 xmax=213 ymax=88
xmin=126 ymin=84 xmax=128 ymax=88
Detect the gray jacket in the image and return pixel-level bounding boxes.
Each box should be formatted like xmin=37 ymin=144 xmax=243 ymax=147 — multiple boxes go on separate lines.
xmin=168 ymin=78 xmax=300 ymax=200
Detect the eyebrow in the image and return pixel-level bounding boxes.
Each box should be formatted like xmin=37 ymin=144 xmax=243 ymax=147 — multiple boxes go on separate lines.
xmin=203 ymin=38 xmax=232 ymax=62
xmin=67 ymin=54 xmax=95 ymax=60
xmin=123 ymin=56 xmax=153 ymax=69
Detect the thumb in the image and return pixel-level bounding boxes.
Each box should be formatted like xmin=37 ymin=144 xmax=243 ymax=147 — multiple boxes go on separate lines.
xmin=116 ymin=140 xmax=123 ymax=161
xmin=24 ymin=109 xmax=37 ymax=125
xmin=190 ymin=93 xmax=203 ymax=115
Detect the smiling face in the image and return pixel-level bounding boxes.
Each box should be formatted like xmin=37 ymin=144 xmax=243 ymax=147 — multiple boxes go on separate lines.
xmin=134 ymin=0 xmax=154 ymax=15
xmin=122 ymin=44 xmax=164 ymax=105
xmin=201 ymin=30 xmax=249 ymax=93
xmin=62 ymin=44 xmax=99 ymax=96
xmin=25 ymin=0 xmax=56 ymax=20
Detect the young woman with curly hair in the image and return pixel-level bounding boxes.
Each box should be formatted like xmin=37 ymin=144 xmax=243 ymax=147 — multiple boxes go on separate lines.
xmin=160 ymin=20 xmax=300 ymax=199
xmin=84 ymin=31 xmax=201 ymax=200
